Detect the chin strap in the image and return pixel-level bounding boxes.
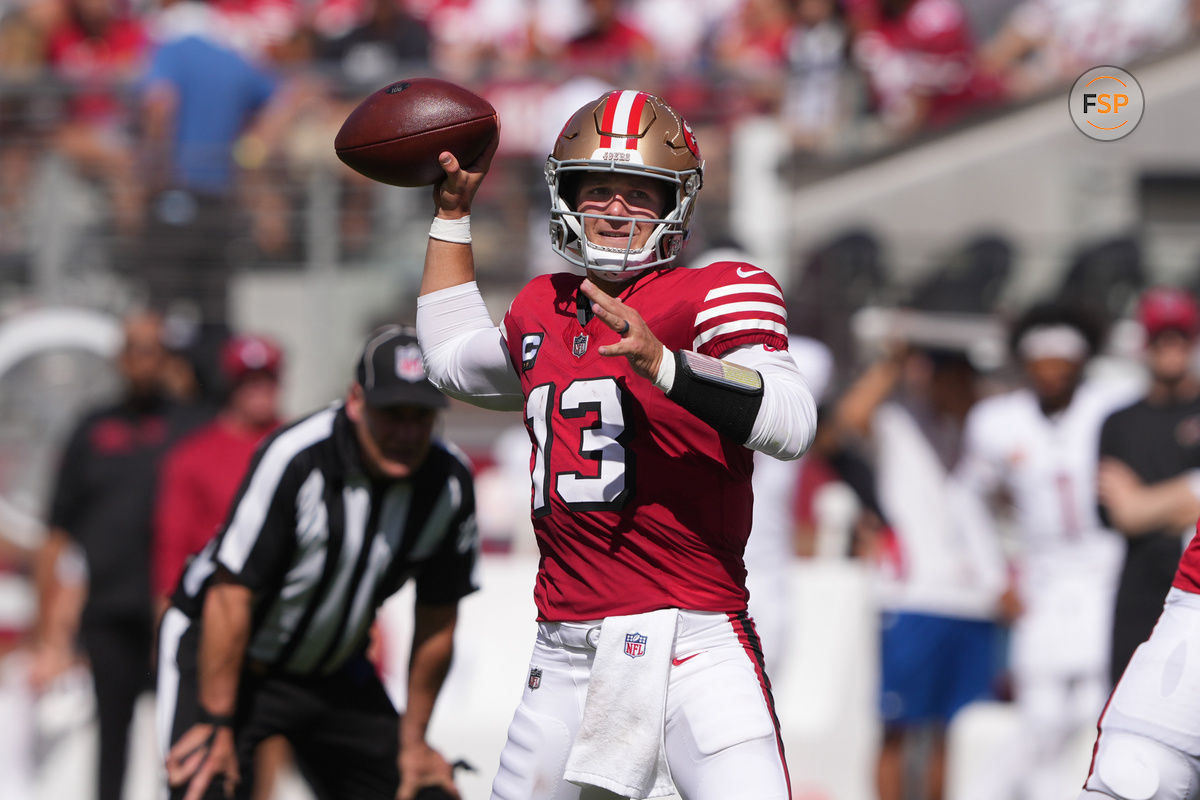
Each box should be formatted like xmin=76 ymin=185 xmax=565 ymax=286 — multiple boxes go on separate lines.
xmin=576 ymin=289 xmax=593 ymax=326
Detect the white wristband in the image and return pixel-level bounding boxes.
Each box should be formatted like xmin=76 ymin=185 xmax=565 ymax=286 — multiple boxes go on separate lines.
xmin=429 ymin=215 xmax=471 ymax=244
xmin=653 ymin=345 xmax=676 ymax=392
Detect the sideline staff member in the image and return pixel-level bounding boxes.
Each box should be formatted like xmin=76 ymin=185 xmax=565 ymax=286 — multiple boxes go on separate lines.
xmin=158 ymin=326 xmax=477 ymax=800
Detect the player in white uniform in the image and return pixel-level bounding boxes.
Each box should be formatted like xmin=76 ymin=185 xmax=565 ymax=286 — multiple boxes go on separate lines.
xmin=1079 ymin=521 xmax=1200 ymax=800
xmin=953 ymin=304 xmax=1141 ymax=800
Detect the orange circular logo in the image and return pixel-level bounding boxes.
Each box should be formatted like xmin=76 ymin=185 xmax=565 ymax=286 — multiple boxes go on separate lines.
xmin=1069 ymin=66 xmax=1144 ymax=142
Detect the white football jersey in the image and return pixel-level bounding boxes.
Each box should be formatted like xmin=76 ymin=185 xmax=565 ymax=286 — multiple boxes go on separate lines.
xmin=955 ymin=379 xmax=1140 ymax=673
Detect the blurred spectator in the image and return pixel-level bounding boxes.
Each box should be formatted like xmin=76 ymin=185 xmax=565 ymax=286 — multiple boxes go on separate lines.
xmin=138 ymin=0 xmax=282 ymax=322
xmin=783 ymin=0 xmax=850 ymax=150
xmin=952 ymin=303 xmax=1141 ymax=800
xmin=46 ymin=0 xmax=149 ymax=236
xmin=711 ymin=0 xmax=795 ymax=114
xmin=627 ymin=0 xmax=731 ymax=72
xmin=836 ymin=340 xmax=1008 ymax=800
xmin=980 ymin=0 xmax=1192 ymax=99
xmin=0 ymin=7 xmax=51 ymax=261
xmin=316 ymin=0 xmax=431 ymax=89
xmin=1098 ymin=288 xmax=1200 ymax=686
xmin=32 ymin=311 xmax=202 ymax=800
xmin=152 ymin=333 xmax=283 ymax=610
xmin=209 ymin=0 xmax=303 ymax=61
xmin=560 ymin=0 xmax=656 ymax=83
xmin=846 ymin=0 xmax=1005 ymax=136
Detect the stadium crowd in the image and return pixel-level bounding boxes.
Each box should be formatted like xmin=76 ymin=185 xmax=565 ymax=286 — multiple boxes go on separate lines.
xmin=1 ymin=0 xmax=1198 ymax=306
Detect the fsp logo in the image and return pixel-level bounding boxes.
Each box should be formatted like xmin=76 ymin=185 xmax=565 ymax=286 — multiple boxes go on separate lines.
xmin=1069 ymin=66 xmax=1144 ymax=141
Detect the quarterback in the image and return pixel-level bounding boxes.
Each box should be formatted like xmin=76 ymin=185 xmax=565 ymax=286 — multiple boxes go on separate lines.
xmin=415 ymin=90 xmax=817 ymax=799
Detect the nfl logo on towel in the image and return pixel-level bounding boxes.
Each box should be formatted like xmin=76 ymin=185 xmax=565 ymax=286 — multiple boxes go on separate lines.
xmin=624 ymin=632 xmax=647 ymax=659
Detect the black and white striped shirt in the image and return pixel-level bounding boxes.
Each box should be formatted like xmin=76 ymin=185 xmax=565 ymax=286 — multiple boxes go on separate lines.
xmin=172 ymin=403 xmax=478 ymax=676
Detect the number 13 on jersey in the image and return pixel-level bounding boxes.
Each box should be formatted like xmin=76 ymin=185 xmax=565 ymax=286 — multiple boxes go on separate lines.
xmin=525 ymin=377 xmax=633 ymax=516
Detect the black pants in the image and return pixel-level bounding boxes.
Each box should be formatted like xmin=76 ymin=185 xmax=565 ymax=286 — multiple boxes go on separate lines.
xmin=81 ymin=616 xmax=155 ymax=800
xmin=160 ymin=609 xmax=401 ymax=800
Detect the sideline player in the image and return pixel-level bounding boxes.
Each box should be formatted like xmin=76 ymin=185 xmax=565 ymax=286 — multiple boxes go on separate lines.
xmin=1078 ymin=519 xmax=1200 ymax=800
xmin=36 ymin=311 xmax=201 ymax=800
xmin=158 ymin=327 xmax=477 ymax=800
xmin=953 ymin=303 xmax=1141 ymax=800
xmin=1098 ymin=288 xmax=1200 ymax=685
xmin=415 ymin=91 xmax=817 ymax=799
xmin=153 ymin=333 xmax=285 ymax=611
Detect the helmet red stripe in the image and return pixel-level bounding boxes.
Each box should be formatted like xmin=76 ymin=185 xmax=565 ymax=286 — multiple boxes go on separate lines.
xmin=625 ymin=92 xmax=650 ymax=148
xmin=598 ymin=91 xmax=620 ymax=149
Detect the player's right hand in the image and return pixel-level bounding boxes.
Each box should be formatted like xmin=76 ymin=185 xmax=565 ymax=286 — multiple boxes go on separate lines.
xmin=432 ymin=126 xmax=500 ymax=219
xmin=166 ymin=723 xmax=240 ymax=800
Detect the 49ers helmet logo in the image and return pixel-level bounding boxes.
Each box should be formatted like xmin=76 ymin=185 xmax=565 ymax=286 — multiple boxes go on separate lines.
xmin=682 ymin=119 xmax=700 ymax=159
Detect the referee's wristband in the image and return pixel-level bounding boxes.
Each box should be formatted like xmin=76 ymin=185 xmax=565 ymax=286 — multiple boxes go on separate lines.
xmin=429 ymin=215 xmax=471 ymax=244
xmin=197 ymin=706 xmax=235 ymax=729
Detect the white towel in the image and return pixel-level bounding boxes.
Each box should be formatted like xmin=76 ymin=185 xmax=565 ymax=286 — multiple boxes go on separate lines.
xmin=564 ymin=608 xmax=678 ymax=799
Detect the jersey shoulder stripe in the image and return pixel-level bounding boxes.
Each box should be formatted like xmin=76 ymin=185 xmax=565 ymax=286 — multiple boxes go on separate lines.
xmin=692 ymin=262 xmax=788 ymax=356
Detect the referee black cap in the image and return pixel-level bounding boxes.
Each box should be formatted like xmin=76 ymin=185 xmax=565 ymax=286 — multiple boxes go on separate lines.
xmin=355 ymin=325 xmax=448 ymax=409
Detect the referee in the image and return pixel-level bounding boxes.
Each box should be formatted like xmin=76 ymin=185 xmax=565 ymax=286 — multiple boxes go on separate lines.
xmin=158 ymin=326 xmax=477 ymax=800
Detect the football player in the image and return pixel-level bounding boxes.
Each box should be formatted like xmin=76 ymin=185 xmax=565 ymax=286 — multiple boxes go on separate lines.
xmin=952 ymin=304 xmax=1141 ymax=800
xmin=415 ymin=91 xmax=817 ymax=799
xmin=1079 ymin=520 xmax=1200 ymax=800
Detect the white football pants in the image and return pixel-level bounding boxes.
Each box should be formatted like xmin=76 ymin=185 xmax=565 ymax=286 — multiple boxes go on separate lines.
xmin=489 ymin=609 xmax=790 ymax=800
xmin=1080 ymin=589 xmax=1200 ymax=800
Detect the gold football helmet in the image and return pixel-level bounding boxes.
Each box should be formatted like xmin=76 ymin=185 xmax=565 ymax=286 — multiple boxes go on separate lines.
xmin=545 ymin=90 xmax=704 ymax=274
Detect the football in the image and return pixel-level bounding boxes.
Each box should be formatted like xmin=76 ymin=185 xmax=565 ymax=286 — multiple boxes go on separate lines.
xmin=334 ymin=77 xmax=498 ymax=187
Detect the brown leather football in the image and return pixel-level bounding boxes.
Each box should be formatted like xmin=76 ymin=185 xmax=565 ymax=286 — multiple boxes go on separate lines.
xmin=334 ymin=78 xmax=498 ymax=187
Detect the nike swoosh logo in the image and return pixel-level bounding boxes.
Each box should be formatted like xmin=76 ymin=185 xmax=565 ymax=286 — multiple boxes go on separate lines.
xmin=736 ymin=267 xmax=764 ymax=277
xmin=671 ymin=653 xmax=702 ymax=667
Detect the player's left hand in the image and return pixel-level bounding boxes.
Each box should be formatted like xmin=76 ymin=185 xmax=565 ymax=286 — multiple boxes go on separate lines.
xmin=398 ymin=742 xmax=460 ymax=800
xmin=580 ymin=279 xmax=664 ymax=380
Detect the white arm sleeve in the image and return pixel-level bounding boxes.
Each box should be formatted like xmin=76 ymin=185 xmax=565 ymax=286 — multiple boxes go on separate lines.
xmin=722 ymin=344 xmax=818 ymax=461
xmin=415 ymin=282 xmax=524 ymax=412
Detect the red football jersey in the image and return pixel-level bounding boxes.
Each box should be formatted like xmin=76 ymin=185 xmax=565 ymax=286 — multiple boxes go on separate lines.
xmin=153 ymin=419 xmax=278 ymax=599
xmin=502 ymin=262 xmax=789 ymax=621
xmin=1172 ymin=521 xmax=1200 ymax=594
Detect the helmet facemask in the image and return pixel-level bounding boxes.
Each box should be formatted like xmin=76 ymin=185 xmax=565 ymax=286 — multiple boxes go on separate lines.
xmin=547 ymin=160 xmax=699 ymax=279
xmin=545 ymin=90 xmax=704 ymax=279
